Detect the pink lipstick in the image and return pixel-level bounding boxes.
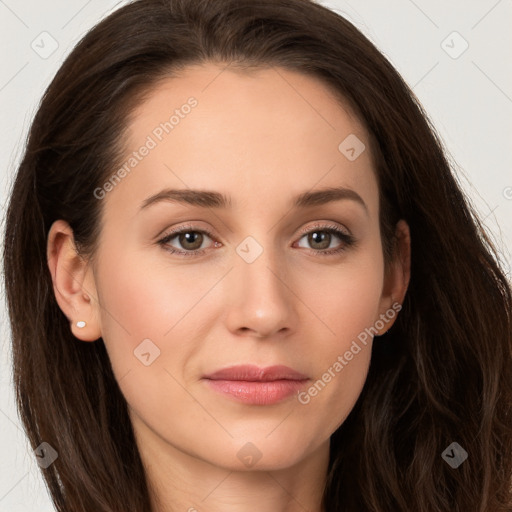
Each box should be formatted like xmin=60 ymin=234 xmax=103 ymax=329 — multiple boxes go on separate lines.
xmin=203 ymin=364 xmax=309 ymax=405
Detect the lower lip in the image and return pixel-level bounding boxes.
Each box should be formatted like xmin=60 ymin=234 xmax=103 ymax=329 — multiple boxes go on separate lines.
xmin=204 ymin=379 xmax=308 ymax=405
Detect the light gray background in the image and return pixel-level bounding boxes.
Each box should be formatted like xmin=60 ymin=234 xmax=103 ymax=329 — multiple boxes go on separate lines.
xmin=1 ymin=1 xmax=511 ymax=510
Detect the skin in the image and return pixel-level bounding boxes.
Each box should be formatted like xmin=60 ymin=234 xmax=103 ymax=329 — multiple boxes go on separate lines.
xmin=47 ymin=62 xmax=411 ymax=512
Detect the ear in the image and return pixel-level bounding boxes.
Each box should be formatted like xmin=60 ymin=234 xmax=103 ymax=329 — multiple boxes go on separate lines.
xmin=375 ymin=219 xmax=411 ymax=335
xmin=47 ymin=219 xmax=102 ymax=342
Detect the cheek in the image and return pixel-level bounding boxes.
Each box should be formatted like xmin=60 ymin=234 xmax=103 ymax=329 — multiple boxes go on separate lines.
xmin=295 ymin=295 xmax=376 ymax=441
xmin=305 ymin=245 xmax=384 ymax=347
xmin=297 ymin=353 xmax=372 ymax=447
xmin=93 ymin=251 xmax=206 ymax=437
xmin=294 ymin=247 xmax=383 ymax=430
xmin=93 ymin=248 xmax=197 ymax=374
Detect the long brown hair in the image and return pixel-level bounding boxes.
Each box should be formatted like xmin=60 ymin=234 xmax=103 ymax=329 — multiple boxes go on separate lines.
xmin=3 ymin=0 xmax=511 ymax=510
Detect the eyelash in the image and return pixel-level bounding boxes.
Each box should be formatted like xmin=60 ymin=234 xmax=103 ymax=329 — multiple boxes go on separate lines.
xmin=157 ymin=222 xmax=356 ymax=258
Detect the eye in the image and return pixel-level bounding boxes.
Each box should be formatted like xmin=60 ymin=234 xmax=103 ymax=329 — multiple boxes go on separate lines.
xmin=157 ymin=222 xmax=356 ymax=258
xmin=158 ymin=226 xmax=219 ymax=257
xmin=294 ymin=223 xmax=355 ymax=256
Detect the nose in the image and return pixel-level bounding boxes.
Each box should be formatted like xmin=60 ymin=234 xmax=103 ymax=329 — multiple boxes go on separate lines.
xmin=223 ymin=240 xmax=299 ymax=339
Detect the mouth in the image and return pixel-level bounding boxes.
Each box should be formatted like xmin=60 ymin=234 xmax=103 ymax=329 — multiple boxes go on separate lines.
xmin=202 ymin=364 xmax=310 ymax=405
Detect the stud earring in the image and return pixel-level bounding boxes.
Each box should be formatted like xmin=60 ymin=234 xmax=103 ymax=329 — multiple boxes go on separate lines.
xmin=76 ymin=321 xmax=86 ymax=329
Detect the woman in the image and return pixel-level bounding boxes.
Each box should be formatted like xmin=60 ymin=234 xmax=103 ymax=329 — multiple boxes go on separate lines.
xmin=3 ymin=0 xmax=511 ymax=510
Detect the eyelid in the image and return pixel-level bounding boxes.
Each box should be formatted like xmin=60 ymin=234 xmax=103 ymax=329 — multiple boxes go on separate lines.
xmin=158 ymin=220 xmax=351 ymax=241
xmin=296 ymin=221 xmax=351 ymax=237
xmin=158 ymin=222 xmax=216 ymax=240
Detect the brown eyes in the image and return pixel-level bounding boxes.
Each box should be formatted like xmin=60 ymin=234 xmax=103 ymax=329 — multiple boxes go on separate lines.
xmin=158 ymin=223 xmax=355 ymax=258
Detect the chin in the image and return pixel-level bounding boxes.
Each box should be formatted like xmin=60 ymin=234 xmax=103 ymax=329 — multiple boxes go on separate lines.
xmin=207 ymin=432 xmax=322 ymax=472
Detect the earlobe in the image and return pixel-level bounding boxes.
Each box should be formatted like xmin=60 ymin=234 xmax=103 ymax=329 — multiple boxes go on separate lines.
xmin=47 ymin=220 xmax=102 ymax=342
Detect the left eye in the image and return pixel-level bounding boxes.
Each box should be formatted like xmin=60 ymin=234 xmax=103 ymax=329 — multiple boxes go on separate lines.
xmin=296 ymin=228 xmax=347 ymax=251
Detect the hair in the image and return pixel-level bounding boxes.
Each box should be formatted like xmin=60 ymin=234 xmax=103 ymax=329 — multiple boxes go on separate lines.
xmin=2 ymin=0 xmax=511 ymax=510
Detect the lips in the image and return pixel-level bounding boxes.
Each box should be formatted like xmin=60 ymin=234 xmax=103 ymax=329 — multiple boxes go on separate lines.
xmin=203 ymin=364 xmax=309 ymax=405
xmin=204 ymin=364 xmax=308 ymax=381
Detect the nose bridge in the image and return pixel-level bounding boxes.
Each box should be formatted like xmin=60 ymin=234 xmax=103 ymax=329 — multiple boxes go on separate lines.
xmin=237 ymin=232 xmax=288 ymax=302
xmin=225 ymin=232 xmax=298 ymax=337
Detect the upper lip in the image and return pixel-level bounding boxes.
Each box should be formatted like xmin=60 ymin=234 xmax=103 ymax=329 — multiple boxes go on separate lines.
xmin=203 ymin=364 xmax=308 ymax=381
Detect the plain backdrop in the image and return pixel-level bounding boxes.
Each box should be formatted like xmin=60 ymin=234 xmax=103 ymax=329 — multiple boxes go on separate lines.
xmin=0 ymin=1 xmax=511 ymax=510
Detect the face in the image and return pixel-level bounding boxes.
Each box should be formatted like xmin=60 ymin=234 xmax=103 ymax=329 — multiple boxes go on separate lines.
xmin=58 ymin=62 xmax=408 ymax=473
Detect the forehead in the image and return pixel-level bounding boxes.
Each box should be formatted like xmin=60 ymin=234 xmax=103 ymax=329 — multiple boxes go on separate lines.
xmin=129 ymin=61 xmax=367 ymax=145
xmin=103 ymin=62 xmax=377 ymax=219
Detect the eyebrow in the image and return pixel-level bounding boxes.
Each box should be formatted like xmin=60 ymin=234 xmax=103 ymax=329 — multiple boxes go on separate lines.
xmin=139 ymin=186 xmax=368 ymax=214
